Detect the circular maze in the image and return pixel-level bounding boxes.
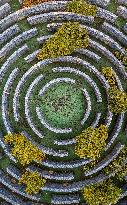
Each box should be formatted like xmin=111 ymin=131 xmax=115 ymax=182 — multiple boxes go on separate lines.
xmin=0 ymin=0 xmax=127 ymax=204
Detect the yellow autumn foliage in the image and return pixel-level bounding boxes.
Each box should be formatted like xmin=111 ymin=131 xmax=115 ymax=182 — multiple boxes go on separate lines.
xmin=103 ymin=146 xmax=127 ymax=181
xmin=108 ymin=87 xmax=127 ymax=114
xmin=83 ymin=179 xmax=121 ymax=205
xmin=75 ymin=125 xmax=108 ymax=160
xmin=114 ymin=50 xmax=127 ymax=67
xmin=19 ymin=171 xmax=46 ymax=195
xmin=4 ymin=133 xmax=45 ymax=166
xmin=23 ymin=0 xmax=52 ymax=7
xmin=102 ymin=67 xmax=116 ymax=87
xmin=37 ymin=21 xmax=89 ymax=60
xmin=66 ymin=0 xmax=97 ymax=17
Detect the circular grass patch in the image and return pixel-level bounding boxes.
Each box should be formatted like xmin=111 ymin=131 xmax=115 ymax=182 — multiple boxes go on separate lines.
xmin=38 ymin=83 xmax=85 ymax=129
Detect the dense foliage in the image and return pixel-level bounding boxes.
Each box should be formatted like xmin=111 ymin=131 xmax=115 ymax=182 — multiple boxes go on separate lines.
xmin=103 ymin=146 xmax=127 ymax=181
xmin=4 ymin=133 xmax=45 ymax=166
xmin=37 ymin=22 xmax=89 ymax=60
xmin=19 ymin=171 xmax=46 ymax=195
xmin=108 ymin=87 xmax=127 ymax=114
xmin=23 ymin=0 xmax=52 ymax=7
xmin=83 ymin=160 xmax=97 ymax=172
xmin=102 ymin=67 xmax=116 ymax=87
xmin=75 ymin=125 xmax=108 ymax=160
xmin=114 ymin=50 xmax=127 ymax=68
xmin=66 ymin=0 xmax=97 ymax=17
xmin=83 ymin=179 xmax=121 ymax=205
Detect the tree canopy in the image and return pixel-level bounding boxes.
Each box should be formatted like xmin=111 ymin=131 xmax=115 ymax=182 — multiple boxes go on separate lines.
xmin=75 ymin=125 xmax=108 ymax=160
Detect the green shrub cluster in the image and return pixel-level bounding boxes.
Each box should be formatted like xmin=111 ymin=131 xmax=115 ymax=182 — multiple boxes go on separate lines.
xmin=83 ymin=179 xmax=121 ymax=205
xmin=37 ymin=21 xmax=89 ymax=60
xmin=108 ymin=87 xmax=127 ymax=114
xmin=66 ymin=0 xmax=97 ymax=17
xmin=75 ymin=125 xmax=108 ymax=160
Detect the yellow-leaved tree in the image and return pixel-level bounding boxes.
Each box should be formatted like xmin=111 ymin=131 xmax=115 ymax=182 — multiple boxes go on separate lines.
xmin=19 ymin=171 xmax=46 ymax=195
xmin=83 ymin=179 xmax=121 ymax=205
xmin=4 ymin=133 xmax=45 ymax=166
xmin=37 ymin=21 xmax=89 ymax=60
xmin=23 ymin=0 xmax=52 ymax=7
xmin=102 ymin=67 xmax=116 ymax=87
xmin=108 ymin=87 xmax=127 ymax=114
xmin=75 ymin=125 xmax=108 ymax=160
xmin=103 ymin=146 xmax=127 ymax=181
xmin=66 ymin=0 xmax=97 ymax=17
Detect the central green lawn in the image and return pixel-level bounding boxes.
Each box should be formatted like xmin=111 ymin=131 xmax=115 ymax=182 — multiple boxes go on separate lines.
xmin=33 ymin=82 xmax=85 ymax=129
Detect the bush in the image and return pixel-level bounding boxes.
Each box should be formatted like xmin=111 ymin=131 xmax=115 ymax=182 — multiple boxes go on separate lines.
xmin=37 ymin=21 xmax=89 ymax=60
xmin=83 ymin=160 xmax=97 ymax=172
xmin=114 ymin=50 xmax=127 ymax=67
xmin=4 ymin=133 xmax=45 ymax=166
xmin=103 ymin=146 xmax=127 ymax=181
xmin=102 ymin=67 xmax=116 ymax=87
xmin=23 ymin=0 xmax=52 ymax=7
xmin=108 ymin=87 xmax=127 ymax=114
xmin=83 ymin=179 xmax=121 ymax=205
xmin=19 ymin=171 xmax=46 ymax=195
xmin=66 ymin=0 xmax=97 ymax=17
xmin=75 ymin=125 xmax=108 ymax=160
xmin=93 ymin=17 xmax=105 ymax=28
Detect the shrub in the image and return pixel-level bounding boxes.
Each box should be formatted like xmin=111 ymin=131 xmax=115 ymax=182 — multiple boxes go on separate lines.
xmin=108 ymin=87 xmax=127 ymax=114
xmin=75 ymin=125 xmax=108 ymax=160
xmin=103 ymin=146 xmax=127 ymax=181
xmin=66 ymin=0 xmax=97 ymax=17
xmin=102 ymin=67 xmax=116 ymax=87
xmin=83 ymin=179 xmax=121 ymax=205
xmin=114 ymin=50 xmax=127 ymax=67
xmin=19 ymin=171 xmax=46 ymax=195
xmin=93 ymin=17 xmax=105 ymax=28
xmin=37 ymin=21 xmax=89 ymax=60
xmin=23 ymin=0 xmax=52 ymax=7
xmin=83 ymin=160 xmax=97 ymax=172
xmin=4 ymin=133 xmax=45 ymax=166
